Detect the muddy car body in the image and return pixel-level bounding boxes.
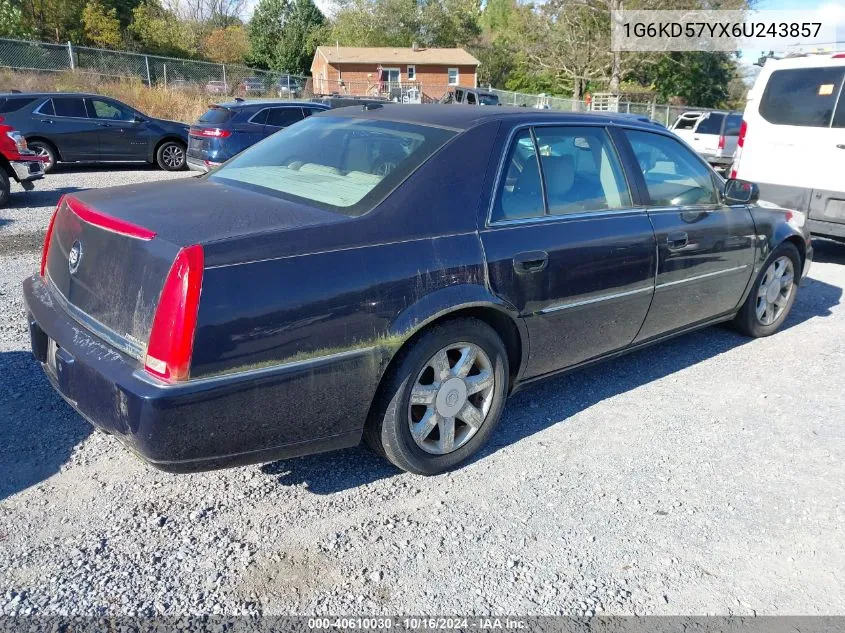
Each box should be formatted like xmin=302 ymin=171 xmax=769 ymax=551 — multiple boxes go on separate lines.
xmin=24 ymin=105 xmax=812 ymax=475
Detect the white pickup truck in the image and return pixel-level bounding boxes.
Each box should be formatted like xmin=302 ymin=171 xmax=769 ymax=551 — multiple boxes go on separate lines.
xmin=670 ymin=110 xmax=742 ymax=171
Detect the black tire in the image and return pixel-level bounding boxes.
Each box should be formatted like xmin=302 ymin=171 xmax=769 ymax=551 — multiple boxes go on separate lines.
xmin=365 ymin=318 xmax=509 ymax=475
xmin=0 ymin=169 xmax=10 ymax=208
xmin=27 ymin=140 xmax=57 ymax=173
xmin=156 ymin=140 xmax=187 ymax=171
xmin=733 ymin=242 xmax=801 ymax=338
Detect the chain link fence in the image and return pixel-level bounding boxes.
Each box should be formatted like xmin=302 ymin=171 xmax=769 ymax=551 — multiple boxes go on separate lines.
xmin=0 ymin=37 xmax=315 ymax=98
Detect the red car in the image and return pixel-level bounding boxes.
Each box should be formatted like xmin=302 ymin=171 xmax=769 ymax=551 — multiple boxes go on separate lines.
xmin=0 ymin=116 xmax=45 ymax=207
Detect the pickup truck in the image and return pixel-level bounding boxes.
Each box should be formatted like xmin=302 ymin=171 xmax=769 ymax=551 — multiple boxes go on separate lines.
xmin=0 ymin=119 xmax=44 ymax=208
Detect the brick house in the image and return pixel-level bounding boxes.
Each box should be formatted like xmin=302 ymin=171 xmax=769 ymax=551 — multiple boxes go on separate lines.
xmin=310 ymin=46 xmax=480 ymax=101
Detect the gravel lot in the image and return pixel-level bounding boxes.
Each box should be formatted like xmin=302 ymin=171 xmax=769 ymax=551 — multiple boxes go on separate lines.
xmin=1 ymin=165 xmax=844 ymax=618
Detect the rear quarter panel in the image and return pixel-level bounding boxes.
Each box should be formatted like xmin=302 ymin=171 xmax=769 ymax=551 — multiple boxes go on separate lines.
xmin=192 ymin=121 xmax=505 ymax=378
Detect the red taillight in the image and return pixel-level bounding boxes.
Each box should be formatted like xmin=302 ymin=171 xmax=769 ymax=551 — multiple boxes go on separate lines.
xmin=66 ymin=196 xmax=155 ymax=240
xmin=718 ymin=135 xmax=725 ymax=150
xmin=730 ymin=119 xmax=748 ymax=179
xmin=737 ymin=119 xmax=747 ymax=148
xmin=144 ymin=245 xmax=204 ymax=382
xmin=190 ymin=127 xmax=232 ymax=138
xmin=832 ymin=53 xmax=845 ymax=58
xmin=40 ymin=196 xmax=63 ymax=278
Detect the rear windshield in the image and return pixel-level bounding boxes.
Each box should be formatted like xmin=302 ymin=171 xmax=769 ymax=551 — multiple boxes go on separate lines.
xmin=759 ymin=67 xmax=844 ymax=127
xmin=209 ymin=115 xmax=456 ymax=216
xmin=695 ymin=113 xmax=725 ymax=134
xmin=0 ymin=97 xmax=35 ymax=112
xmin=479 ymin=93 xmax=499 ymax=106
xmin=198 ymin=107 xmax=232 ymax=124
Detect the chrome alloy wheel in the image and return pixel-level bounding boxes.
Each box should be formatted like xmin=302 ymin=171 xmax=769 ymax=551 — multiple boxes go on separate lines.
xmin=162 ymin=144 xmax=185 ymax=169
xmin=408 ymin=342 xmax=496 ymax=455
xmin=756 ymin=256 xmax=795 ymax=326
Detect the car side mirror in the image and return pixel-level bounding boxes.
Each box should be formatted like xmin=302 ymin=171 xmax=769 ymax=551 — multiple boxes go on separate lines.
xmin=133 ymin=115 xmax=146 ymax=123
xmin=724 ymin=178 xmax=759 ymax=205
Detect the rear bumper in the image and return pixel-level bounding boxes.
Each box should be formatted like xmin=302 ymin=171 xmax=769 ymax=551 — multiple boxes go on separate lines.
xmin=9 ymin=158 xmax=44 ymax=182
xmin=22 ymin=275 xmax=368 ymax=473
xmin=755 ymin=182 xmax=845 ymax=240
xmin=186 ymin=156 xmax=217 ymax=173
xmin=701 ymin=153 xmax=732 ymax=167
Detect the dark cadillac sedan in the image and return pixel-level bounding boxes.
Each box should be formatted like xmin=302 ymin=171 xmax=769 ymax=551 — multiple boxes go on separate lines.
xmin=24 ymin=105 xmax=812 ymax=475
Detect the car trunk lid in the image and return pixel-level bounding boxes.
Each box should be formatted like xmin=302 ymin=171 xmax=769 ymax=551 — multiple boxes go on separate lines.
xmin=42 ymin=181 xmax=345 ymax=356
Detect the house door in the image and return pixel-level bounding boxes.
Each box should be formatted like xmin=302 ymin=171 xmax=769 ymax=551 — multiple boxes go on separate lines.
xmin=383 ymin=68 xmax=400 ymax=93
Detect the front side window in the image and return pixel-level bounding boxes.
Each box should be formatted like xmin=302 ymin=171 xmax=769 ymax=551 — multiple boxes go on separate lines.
xmin=209 ymin=116 xmax=455 ymax=216
xmin=759 ymin=67 xmax=844 ymax=127
xmin=626 ymin=129 xmax=719 ymax=207
xmin=466 ymin=92 xmax=477 ymax=105
xmin=534 ymin=127 xmax=631 ymax=215
xmin=492 ymin=129 xmax=544 ymax=222
xmin=448 ymin=68 xmax=459 ymax=86
xmin=52 ymin=97 xmax=88 ymax=118
xmin=88 ymin=99 xmax=134 ymax=121
xmin=266 ymin=107 xmax=304 ymax=128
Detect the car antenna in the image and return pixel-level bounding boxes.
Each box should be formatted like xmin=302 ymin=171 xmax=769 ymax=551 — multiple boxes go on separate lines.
xmin=363 ymin=102 xmax=383 ymax=111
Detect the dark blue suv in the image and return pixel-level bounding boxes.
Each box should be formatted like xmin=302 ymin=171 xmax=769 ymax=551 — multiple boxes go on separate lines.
xmin=187 ymin=100 xmax=329 ymax=172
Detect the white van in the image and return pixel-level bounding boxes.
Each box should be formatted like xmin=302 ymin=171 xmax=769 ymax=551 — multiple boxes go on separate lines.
xmin=670 ymin=110 xmax=742 ymax=170
xmin=732 ymin=54 xmax=845 ymax=241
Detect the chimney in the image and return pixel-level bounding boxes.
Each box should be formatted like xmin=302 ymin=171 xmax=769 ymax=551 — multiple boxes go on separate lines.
xmin=412 ymin=42 xmax=418 ymax=51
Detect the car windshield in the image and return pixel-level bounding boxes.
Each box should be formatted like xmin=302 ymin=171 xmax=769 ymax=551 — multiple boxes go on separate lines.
xmin=209 ymin=115 xmax=456 ymax=216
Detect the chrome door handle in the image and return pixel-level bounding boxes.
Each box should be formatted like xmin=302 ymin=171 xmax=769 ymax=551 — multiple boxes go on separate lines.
xmin=667 ymin=232 xmax=689 ymax=251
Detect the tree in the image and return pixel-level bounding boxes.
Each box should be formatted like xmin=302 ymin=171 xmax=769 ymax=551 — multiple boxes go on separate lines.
xmin=513 ymin=0 xmax=610 ymax=101
xmin=275 ymin=0 xmax=324 ymax=73
xmin=249 ymin=0 xmax=325 ymax=73
xmin=650 ymin=51 xmax=735 ymax=108
xmin=82 ymin=0 xmax=122 ymax=47
xmin=129 ymin=1 xmax=195 ymax=56
xmin=0 ymin=0 xmax=33 ymax=37
xmin=202 ymin=24 xmax=248 ymax=63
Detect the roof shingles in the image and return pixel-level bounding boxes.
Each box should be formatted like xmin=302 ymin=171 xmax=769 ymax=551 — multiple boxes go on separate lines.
xmin=316 ymin=46 xmax=480 ymax=66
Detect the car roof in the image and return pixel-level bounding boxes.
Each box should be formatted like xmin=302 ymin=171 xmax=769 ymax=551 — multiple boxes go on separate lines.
xmin=313 ymin=103 xmax=670 ymax=131
xmin=0 ymin=92 xmax=105 ymax=98
xmin=213 ymin=99 xmax=327 ymax=109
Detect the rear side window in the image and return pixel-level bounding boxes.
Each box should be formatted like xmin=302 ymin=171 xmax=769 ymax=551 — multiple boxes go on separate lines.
xmin=626 ymin=130 xmax=718 ymax=207
xmin=36 ymin=99 xmax=54 ymax=116
xmin=52 ymin=98 xmax=88 ymax=118
xmin=759 ymin=67 xmax=844 ymax=127
xmin=0 ymin=97 xmax=36 ymax=113
xmin=466 ymin=92 xmax=477 ymax=105
xmin=695 ymin=113 xmax=725 ymax=134
xmin=198 ymin=107 xmax=232 ymax=124
xmin=724 ymin=113 xmax=742 ymax=136
xmin=250 ymin=109 xmax=269 ymax=125
xmin=534 ymin=127 xmax=631 ymax=215
xmin=493 ymin=130 xmax=544 ymax=222
xmin=266 ymin=107 xmax=304 ymax=128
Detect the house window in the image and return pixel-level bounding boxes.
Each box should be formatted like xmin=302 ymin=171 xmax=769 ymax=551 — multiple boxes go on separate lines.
xmin=448 ymin=68 xmax=459 ymax=86
xmin=407 ymin=65 xmax=416 ymax=81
